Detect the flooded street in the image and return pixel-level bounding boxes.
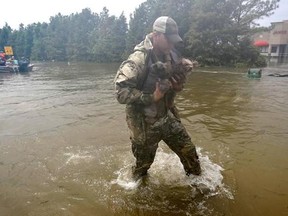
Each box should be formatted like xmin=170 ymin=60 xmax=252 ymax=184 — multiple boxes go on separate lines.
xmin=0 ymin=62 xmax=287 ymax=216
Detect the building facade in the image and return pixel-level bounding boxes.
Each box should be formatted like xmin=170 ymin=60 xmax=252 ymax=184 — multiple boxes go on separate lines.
xmin=253 ymin=20 xmax=288 ymax=64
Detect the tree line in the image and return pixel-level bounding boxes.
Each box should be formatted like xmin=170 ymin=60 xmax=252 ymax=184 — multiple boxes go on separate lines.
xmin=0 ymin=0 xmax=279 ymax=67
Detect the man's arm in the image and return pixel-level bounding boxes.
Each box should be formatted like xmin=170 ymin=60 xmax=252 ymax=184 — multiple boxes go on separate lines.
xmin=115 ymin=62 xmax=166 ymax=105
xmin=114 ymin=49 xmax=158 ymax=105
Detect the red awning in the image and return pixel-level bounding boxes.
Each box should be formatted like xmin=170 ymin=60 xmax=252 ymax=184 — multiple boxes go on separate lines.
xmin=253 ymin=40 xmax=269 ymax=47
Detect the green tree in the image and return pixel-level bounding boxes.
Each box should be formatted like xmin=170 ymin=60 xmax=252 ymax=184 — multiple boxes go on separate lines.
xmin=109 ymin=13 xmax=128 ymax=61
xmin=66 ymin=8 xmax=99 ymax=61
xmin=126 ymin=0 xmax=157 ymax=54
xmin=0 ymin=23 xmax=12 ymax=51
xmin=31 ymin=22 xmax=49 ymax=60
xmin=126 ymin=0 xmax=193 ymax=54
xmin=155 ymin=0 xmax=194 ymax=36
xmin=13 ymin=24 xmax=27 ymax=58
xmin=45 ymin=13 xmax=69 ymax=61
xmin=91 ymin=7 xmax=127 ymax=62
xmin=186 ymin=0 xmax=279 ymax=66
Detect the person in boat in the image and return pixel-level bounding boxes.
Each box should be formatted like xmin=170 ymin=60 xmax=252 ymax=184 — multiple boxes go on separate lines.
xmin=6 ymin=56 xmax=18 ymax=66
xmin=13 ymin=57 xmax=18 ymax=65
xmin=114 ymin=16 xmax=201 ymax=180
xmin=0 ymin=51 xmax=6 ymax=66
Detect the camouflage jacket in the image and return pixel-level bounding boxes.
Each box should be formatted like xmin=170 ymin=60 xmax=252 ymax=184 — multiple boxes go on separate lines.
xmin=114 ymin=33 xmax=155 ymax=106
xmin=114 ymin=33 xmax=187 ymax=121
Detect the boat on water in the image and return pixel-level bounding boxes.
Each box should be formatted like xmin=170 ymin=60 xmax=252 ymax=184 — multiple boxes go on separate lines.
xmin=0 ymin=57 xmax=34 ymax=73
xmin=247 ymin=68 xmax=262 ymax=78
xmin=0 ymin=65 xmax=20 ymax=73
xmin=0 ymin=47 xmax=34 ymax=73
xmin=0 ymin=63 xmax=34 ymax=73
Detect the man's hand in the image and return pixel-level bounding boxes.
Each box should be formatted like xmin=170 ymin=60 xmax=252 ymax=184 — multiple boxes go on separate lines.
xmin=153 ymin=80 xmax=171 ymax=102
xmin=170 ymin=76 xmax=183 ymax=92
xmin=169 ymin=58 xmax=194 ymax=92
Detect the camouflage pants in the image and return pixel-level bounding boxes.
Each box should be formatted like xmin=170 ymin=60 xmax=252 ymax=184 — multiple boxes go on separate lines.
xmin=126 ymin=106 xmax=201 ymax=179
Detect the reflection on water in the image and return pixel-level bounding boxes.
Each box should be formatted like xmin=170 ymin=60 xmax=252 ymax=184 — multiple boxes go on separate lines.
xmin=0 ymin=62 xmax=287 ymax=216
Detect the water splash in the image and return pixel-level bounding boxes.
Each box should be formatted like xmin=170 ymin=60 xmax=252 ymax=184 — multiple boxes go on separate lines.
xmin=111 ymin=164 xmax=142 ymax=190
xmin=63 ymin=152 xmax=93 ymax=165
xmin=112 ymin=147 xmax=233 ymax=199
xmin=57 ymin=151 xmax=94 ymax=170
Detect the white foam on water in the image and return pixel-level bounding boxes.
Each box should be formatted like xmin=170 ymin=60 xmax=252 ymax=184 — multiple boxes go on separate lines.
xmin=63 ymin=152 xmax=93 ymax=165
xmin=57 ymin=151 xmax=94 ymax=170
xmin=111 ymin=164 xmax=142 ymax=190
xmin=150 ymin=147 xmax=233 ymax=198
xmin=112 ymin=147 xmax=233 ymax=199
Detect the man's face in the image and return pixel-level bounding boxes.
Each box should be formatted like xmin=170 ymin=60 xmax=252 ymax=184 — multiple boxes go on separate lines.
xmin=154 ymin=33 xmax=174 ymax=55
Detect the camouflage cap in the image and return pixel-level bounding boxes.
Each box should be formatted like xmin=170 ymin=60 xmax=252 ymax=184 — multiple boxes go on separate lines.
xmin=153 ymin=16 xmax=183 ymax=44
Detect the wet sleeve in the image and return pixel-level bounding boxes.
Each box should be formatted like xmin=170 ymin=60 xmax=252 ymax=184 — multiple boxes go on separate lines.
xmin=114 ymin=58 xmax=153 ymax=105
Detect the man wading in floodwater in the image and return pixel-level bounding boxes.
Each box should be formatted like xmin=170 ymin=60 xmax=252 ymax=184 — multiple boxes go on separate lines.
xmin=114 ymin=16 xmax=201 ymax=180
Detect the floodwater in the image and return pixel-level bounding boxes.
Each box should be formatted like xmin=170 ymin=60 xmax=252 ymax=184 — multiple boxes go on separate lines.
xmin=0 ymin=62 xmax=287 ymax=216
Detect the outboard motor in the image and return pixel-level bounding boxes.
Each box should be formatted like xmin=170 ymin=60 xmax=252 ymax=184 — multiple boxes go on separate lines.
xmin=18 ymin=57 xmax=30 ymax=72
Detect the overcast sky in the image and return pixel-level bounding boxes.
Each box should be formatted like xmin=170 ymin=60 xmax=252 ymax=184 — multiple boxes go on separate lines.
xmin=256 ymin=0 xmax=288 ymax=26
xmin=1 ymin=0 xmax=287 ymax=30
xmin=0 ymin=0 xmax=146 ymax=29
